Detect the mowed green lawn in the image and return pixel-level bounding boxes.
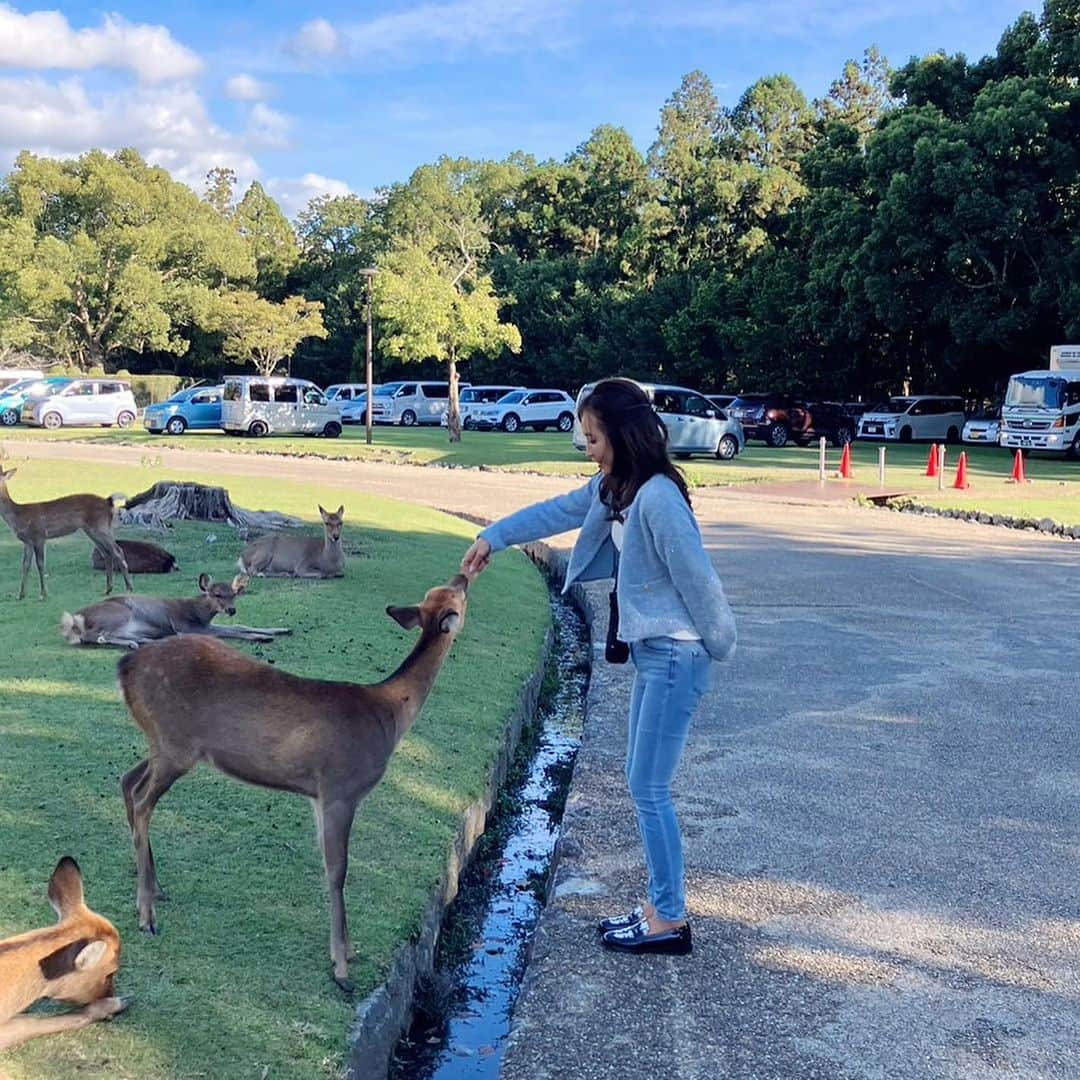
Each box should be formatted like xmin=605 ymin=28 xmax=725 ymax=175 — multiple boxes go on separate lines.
xmin=0 ymin=458 xmax=549 ymax=1080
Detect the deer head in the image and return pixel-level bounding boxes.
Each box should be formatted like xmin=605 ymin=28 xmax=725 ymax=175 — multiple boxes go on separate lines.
xmin=319 ymin=505 xmax=345 ymax=546
xmin=386 ymin=573 xmax=470 ymax=637
xmin=197 ymin=573 xmax=249 ymax=618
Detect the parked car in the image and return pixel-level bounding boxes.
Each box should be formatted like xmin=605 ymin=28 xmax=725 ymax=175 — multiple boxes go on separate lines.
xmin=324 ymin=383 xmax=369 ymax=404
xmin=368 ymin=381 xmax=466 ymax=426
xmin=21 ymin=378 xmax=137 ymax=429
xmin=221 ymin=376 xmax=341 ymax=438
xmin=856 ymin=396 xmax=966 ymax=443
xmin=573 ymin=381 xmax=745 ymax=461
xmin=707 ymin=394 xmax=736 ymax=411
xmin=0 ymin=376 xmax=71 ymax=426
xmin=340 ymin=391 xmax=373 ymax=424
xmin=962 ymin=411 xmax=1002 ymax=445
xmin=475 ymin=389 xmax=576 ymax=433
xmin=144 ymin=385 xmax=224 ymax=435
xmin=727 ymin=394 xmax=856 ymax=447
xmin=0 ymin=368 xmax=44 ymax=393
xmin=440 ymin=385 xmax=526 ymax=429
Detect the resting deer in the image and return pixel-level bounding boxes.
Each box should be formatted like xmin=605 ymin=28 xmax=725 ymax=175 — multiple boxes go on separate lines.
xmin=0 ymin=466 xmax=133 ymax=599
xmin=238 ymin=505 xmax=345 ymax=578
xmin=92 ymin=538 xmax=179 ymax=574
xmin=0 ymin=857 xmax=127 ymax=1051
xmin=60 ymin=572 xmax=290 ymax=649
xmin=117 ymin=572 xmax=471 ymax=992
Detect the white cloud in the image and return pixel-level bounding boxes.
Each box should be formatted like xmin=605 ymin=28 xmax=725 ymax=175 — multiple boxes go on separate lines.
xmin=265 ymin=173 xmax=353 ymax=218
xmin=247 ymin=102 xmax=291 ymax=148
xmin=0 ymin=4 xmax=202 ymax=83
xmin=286 ymin=18 xmax=341 ymax=60
xmin=225 ymin=73 xmax=271 ymax=101
xmin=0 ymin=75 xmax=257 ymax=192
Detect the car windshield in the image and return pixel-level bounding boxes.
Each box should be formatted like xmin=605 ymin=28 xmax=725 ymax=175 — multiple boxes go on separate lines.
xmin=497 ymin=391 xmax=525 ymax=404
xmin=867 ymin=399 xmax=913 ymax=415
xmin=0 ymin=378 xmax=39 ymax=397
xmin=164 ymin=389 xmax=196 ymax=403
xmin=374 ymin=383 xmax=402 ymax=397
xmin=1005 ymin=375 xmax=1065 ymax=410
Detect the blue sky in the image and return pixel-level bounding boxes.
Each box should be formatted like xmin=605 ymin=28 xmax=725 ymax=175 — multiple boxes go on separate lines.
xmin=0 ymin=1 xmax=1043 ymax=216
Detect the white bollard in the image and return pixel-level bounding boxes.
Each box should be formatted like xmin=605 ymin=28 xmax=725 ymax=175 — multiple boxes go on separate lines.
xmin=819 ymin=436 xmax=827 ymax=483
xmin=879 ymin=446 xmax=886 ymax=487
xmin=937 ymin=444 xmax=946 ymax=491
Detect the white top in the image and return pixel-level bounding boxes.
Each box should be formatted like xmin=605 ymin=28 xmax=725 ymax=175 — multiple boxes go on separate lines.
xmin=610 ymin=518 xmax=701 ymax=641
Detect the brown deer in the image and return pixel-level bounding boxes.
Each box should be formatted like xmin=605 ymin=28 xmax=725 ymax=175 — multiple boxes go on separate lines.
xmin=60 ymin=573 xmax=291 ymax=648
xmin=92 ymin=538 xmax=179 ymax=574
xmin=0 ymin=466 xmax=133 ymax=599
xmin=238 ymin=505 xmax=345 ymax=578
xmin=117 ymin=572 xmax=470 ymax=992
xmin=0 ymin=857 xmax=127 ymax=1051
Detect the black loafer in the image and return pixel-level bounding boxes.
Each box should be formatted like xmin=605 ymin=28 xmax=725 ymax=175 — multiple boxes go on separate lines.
xmin=601 ymin=919 xmax=692 ymax=956
xmin=597 ymin=906 xmax=645 ymax=935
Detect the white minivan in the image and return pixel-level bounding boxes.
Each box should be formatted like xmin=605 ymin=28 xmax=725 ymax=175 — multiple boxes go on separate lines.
xmin=856 ymin=396 xmax=966 ymax=443
xmin=368 ymin=381 xmax=465 ymax=426
xmin=221 ymin=376 xmax=342 ymax=438
xmin=21 ymin=378 xmax=138 ymax=429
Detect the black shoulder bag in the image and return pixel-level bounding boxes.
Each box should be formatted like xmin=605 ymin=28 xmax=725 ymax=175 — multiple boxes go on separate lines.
xmin=605 ymin=540 xmax=630 ymax=664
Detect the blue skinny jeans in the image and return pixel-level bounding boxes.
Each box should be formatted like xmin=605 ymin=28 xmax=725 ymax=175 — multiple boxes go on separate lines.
xmin=626 ymin=636 xmax=712 ymax=922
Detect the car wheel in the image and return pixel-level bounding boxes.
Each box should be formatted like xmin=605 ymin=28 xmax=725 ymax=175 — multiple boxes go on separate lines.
xmin=116 ymin=411 xmax=135 ymax=429
xmin=43 ymin=412 xmax=63 ymax=430
xmin=946 ymin=426 xmax=961 ymax=444
xmin=716 ymin=434 xmax=739 ymax=460
xmin=557 ymin=411 xmax=574 ymax=433
xmin=463 ymin=417 xmax=476 ymax=431
xmin=767 ymin=422 xmax=789 ymax=448
xmin=898 ymin=425 xmax=913 ymax=443
xmin=831 ymin=425 xmax=854 ymax=448
xmin=0 ymin=408 xmax=18 ymax=427
xmin=502 ymin=413 xmax=521 ymax=433
xmin=323 ymin=421 xmax=342 ymax=438
xmin=248 ymin=420 xmax=269 ymax=437
xmin=400 ymin=409 xmax=417 ymax=427
xmin=165 ymin=416 xmax=187 ymax=435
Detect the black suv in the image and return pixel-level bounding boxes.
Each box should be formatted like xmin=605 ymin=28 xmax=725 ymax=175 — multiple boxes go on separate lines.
xmin=728 ymin=395 xmax=858 ymax=448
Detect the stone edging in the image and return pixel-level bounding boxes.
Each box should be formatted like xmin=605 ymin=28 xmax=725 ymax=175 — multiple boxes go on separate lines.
xmin=345 ymin=543 xmax=559 ymax=1079
xmin=873 ymin=497 xmax=1080 ymax=539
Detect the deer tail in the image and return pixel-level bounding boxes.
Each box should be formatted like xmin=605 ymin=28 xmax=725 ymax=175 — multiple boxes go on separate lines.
xmin=59 ymin=611 xmax=86 ymax=645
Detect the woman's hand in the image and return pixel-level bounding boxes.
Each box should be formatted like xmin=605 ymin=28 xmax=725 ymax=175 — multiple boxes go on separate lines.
xmin=461 ymin=537 xmax=492 ymax=577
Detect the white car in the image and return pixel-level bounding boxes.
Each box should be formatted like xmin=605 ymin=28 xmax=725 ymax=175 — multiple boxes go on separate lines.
xmin=21 ymin=378 xmax=138 ymax=429
xmin=440 ymin=385 xmax=525 ymax=429
xmin=475 ymin=389 xmax=576 ymax=433
xmin=962 ymin=415 xmax=1001 ymax=445
xmin=856 ymin=396 xmax=966 ymax=443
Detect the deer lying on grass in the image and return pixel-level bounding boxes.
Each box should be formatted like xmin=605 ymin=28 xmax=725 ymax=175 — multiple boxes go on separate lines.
xmin=60 ymin=573 xmax=291 ymax=649
xmin=117 ymin=572 xmax=471 ymax=992
xmin=92 ymin=538 xmax=179 ymax=574
xmin=238 ymin=505 xmax=345 ymax=578
xmin=0 ymin=466 xmax=133 ymax=599
xmin=0 ymin=857 xmax=127 ymax=1051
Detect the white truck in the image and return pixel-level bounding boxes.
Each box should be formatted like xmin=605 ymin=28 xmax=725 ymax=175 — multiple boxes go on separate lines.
xmin=999 ymin=345 xmax=1080 ymax=456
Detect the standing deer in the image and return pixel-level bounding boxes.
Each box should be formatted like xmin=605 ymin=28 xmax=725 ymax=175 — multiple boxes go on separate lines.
xmin=0 ymin=857 xmax=127 ymax=1051
xmin=92 ymin=538 xmax=179 ymax=574
xmin=117 ymin=572 xmax=470 ymax=992
xmin=0 ymin=466 xmax=133 ymax=599
xmin=60 ymin=573 xmax=290 ymax=648
xmin=238 ymin=505 xmax=345 ymax=578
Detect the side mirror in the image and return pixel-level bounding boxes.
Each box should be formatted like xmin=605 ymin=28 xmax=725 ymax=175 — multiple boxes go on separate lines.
xmin=705 ymin=409 xmax=716 ymax=419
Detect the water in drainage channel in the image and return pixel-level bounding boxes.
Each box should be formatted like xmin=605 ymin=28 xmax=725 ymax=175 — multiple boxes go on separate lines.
xmin=389 ymin=585 xmax=588 ymax=1079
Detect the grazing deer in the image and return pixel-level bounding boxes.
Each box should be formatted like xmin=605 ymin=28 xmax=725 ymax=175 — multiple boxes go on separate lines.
xmin=0 ymin=466 xmax=133 ymax=599
xmin=60 ymin=573 xmax=291 ymax=649
xmin=117 ymin=572 xmax=471 ymax=992
xmin=92 ymin=538 xmax=179 ymax=574
xmin=0 ymin=857 xmax=127 ymax=1051
xmin=238 ymin=505 xmax=345 ymax=578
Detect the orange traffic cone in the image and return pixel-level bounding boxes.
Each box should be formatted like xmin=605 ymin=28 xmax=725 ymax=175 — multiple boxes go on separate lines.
xmin=1007 ymin=448 xmax=1029 ymax=484
xmin=925 ymin=443 xmax=939 ymax=477
xmin=952 ymin=451 xmax=970 ymax=490
xmin=839 ymin=442 xmax=853 ymax=479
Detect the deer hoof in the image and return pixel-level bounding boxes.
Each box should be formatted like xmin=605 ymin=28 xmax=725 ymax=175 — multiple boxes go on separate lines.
xmin=87 ymin=996 xmax=130 ymax=1021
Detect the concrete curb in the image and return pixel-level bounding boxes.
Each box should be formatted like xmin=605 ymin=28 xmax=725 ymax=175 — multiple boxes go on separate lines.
xmin=345 ymin=543 xmax=558 ymax=1080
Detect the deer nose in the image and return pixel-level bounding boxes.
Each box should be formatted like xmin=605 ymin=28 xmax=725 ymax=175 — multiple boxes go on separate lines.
xmin=227 ymin=606 xmax=236 ymax=615
xmin=450 ymin=573 xmax=470 ymax=592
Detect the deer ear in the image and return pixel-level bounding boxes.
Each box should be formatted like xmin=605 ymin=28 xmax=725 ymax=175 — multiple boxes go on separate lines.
xmin=319 ymin=505 xmax=329 ymax=522
xmin=74 ymin=939 xmax=108 ymax=971
xmin=336 ymin=505 xmax=344 ymax=518
xmin=386 ymin=604 xmax=421 ymax=630
xmin=231 ymin=573 xmax=249 ymax=594
xmin=0 ymin=466 xmax=14 ymax=479
xmin=39 ymin=938 xmax=90 ymax=980
xmin=438 ymin=611 xmax=461 ymax=634
xmin=47 ymin=857 xmax=84 ymax=918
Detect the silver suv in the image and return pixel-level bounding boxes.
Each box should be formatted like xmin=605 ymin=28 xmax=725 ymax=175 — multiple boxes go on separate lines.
xmin=21 ymin=378 xmax=138 ymax=429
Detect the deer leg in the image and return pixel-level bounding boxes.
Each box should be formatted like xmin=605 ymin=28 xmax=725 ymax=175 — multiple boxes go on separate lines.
xmin=17 ymin=543 xmax=32 ymax=600
xmin=0 ymin=998 xmax=128 ymax=1051
xmin=317 ymin=797 xmax=358 ymax=992
xmin=32 ymin=541 xmax=46 ymax=599
xmin=87 ymin=530 xmax=133 ymax=595
xmin=207 ymin=624 xmax=291 ymax=641
xmin=130 ymin=759 xmax=184 ymax=931
xmin=122 ymin=760 xmax=165 ymax=898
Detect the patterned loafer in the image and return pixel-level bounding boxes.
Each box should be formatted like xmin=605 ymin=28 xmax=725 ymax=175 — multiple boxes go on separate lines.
xmin=601 ymin=918 xmax=692 ymax=956
xmin=597 ymin=906 xmax=645 ymax=935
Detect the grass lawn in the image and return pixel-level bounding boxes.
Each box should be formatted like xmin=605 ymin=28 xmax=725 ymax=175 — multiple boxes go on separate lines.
xmin=0 ymin=457 xmax=549 ymax=1080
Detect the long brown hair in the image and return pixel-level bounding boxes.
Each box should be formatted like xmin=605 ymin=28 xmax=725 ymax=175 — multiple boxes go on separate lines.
xmin=578 ymin=379 xmax=691 ymax=515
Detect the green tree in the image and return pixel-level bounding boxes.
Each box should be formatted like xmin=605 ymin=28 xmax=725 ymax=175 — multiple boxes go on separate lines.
xmin=816 ymin=47 xmax=895 ymax=142
xmin=203 ymin=167 xmax=237 ymax=217
xmin=232 ymin=181 xmax=299 ymax=298
xmin=208 ymin=291 xmax=328 ymax=377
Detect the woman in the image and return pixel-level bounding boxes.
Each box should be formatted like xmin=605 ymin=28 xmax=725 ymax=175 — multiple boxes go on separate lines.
xmin=461 ymin=378 xmax=736 ymax=955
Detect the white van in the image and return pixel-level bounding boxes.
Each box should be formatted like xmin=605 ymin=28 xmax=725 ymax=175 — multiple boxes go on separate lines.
xmin=221 ymin=376 xmax=342 ymax=438
xmin=856 ymin=396 xmax=966 ymax=443
xmin=0 ymin=368 xmax=44 ymax=392
xmin=368 ymin=380 xmax=466 ymax=426
xmin=21 ymin=378 xmax=138 ymax=429
xmin=324 ymin=383 xmax=369 ymax=403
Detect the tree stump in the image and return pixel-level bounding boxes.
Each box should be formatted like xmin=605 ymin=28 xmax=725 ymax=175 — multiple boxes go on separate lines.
xmin=118 ymin=482 xmax=304 ymax=538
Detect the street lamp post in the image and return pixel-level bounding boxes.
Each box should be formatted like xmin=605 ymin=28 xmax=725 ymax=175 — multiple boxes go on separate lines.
xmin=359 ymin=267 xmax=378 ymax=446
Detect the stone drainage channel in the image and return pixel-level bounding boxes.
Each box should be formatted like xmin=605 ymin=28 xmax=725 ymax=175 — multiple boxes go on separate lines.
xmin=388 ymin=586 xmax=588 ymax=1079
